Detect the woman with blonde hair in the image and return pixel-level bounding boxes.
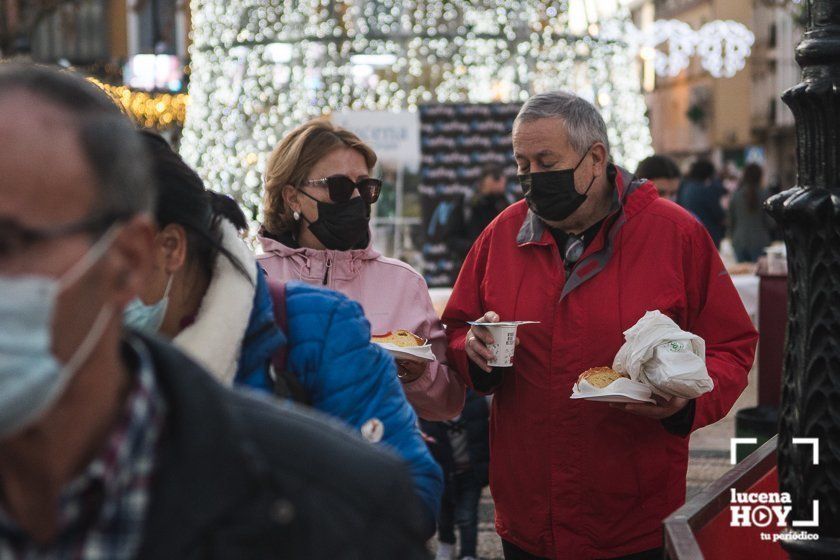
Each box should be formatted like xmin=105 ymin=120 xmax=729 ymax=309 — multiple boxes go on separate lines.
xmin=258 ymin=118 xmax=465 ymax=421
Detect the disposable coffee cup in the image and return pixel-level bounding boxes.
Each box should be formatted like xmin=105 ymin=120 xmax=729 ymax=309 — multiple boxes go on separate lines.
xmin=467 ymin=320 xmax=539 ymax=368
xmin=484 ymin=323 xmax=519 ymax=367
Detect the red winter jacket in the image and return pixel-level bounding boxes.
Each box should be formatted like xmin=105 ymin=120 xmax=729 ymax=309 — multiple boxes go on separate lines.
xmin=442 ymin=166 xmax=758 ymax=559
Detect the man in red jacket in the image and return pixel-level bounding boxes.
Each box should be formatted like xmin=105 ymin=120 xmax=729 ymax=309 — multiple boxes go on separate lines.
xmin=442 ymin=91 xmax=758 ymax=559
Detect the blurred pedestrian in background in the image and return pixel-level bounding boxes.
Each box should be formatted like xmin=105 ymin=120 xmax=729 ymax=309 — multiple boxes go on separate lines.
xmin=635 ymin=154 xmax=681 ymax=201
xmin=678 ymin=159 xmax=727 ymax=248
xmin=422 ymin=390 xmax=490 ymax=560
xmin=728 ymin=163 xmax=773 ymax=262
xmin=450 ymin=164 xmax=515 ymax=264
xmin=466 ymin=164 xmax=515 ymax=240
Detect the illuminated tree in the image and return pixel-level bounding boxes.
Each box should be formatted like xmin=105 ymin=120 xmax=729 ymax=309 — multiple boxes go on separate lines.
xmin=181 ymin=0 xmax=653 ymax=218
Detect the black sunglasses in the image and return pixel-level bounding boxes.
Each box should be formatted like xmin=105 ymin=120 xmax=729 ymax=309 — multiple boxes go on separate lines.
xmin=300 ymin=175 xmax=382 ymax=204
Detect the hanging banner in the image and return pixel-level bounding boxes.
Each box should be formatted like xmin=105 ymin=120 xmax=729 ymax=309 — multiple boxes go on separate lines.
xmin=331 ymin=110 xmax=421 ymax=172
xmin=331 ymin=110 xmax=423 ymax=262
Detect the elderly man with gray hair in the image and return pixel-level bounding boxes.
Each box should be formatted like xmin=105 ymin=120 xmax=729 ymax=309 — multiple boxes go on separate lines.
xmin=443 ymin=91 xmax=757 ymax=559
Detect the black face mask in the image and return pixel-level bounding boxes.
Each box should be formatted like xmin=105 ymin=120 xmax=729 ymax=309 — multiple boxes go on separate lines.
xmin=297 ymin=191 xmax=370 ymax=250
xmin=518 ymin=147 xmax=596 ymax=222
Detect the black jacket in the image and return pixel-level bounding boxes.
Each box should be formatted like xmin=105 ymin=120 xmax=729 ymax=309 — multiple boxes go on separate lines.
xmin=467 ymin=193 xmax=512 ymax=241
xmin=450 ymin=193 xmax=514 ymax=259
xmin=419 ymin=391 xmax=490 ymax=487
xmin=133 ymin=333 xmax=429 ymax=559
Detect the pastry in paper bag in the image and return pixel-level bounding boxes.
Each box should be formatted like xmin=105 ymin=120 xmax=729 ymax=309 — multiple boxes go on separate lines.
xmin=612 ymin=310 xmax=713 ymax=399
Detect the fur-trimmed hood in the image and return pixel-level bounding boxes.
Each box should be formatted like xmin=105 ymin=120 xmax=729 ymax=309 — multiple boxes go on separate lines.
xmin=173 ymin=220 xmax=257 ymax=384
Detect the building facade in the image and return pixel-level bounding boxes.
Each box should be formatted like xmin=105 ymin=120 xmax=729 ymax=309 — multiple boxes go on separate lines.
xmin=632 ymin=0 xmax=802 ymax=187
xmin=749 ymin=1 xmax=802 ymax=191
xmin=644 ymin=0 xmax=754 ymax=172
xmin=1 ymin=0 xmax=189 ymax=84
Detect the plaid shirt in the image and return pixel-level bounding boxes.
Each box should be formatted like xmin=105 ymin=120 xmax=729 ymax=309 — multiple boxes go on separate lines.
xmin=0 ymin=337 xmax=166 ymax=560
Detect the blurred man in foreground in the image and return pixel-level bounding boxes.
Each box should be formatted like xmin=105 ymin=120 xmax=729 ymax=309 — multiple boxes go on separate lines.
xmin=0 ymin=63 xmax=427 ymax=560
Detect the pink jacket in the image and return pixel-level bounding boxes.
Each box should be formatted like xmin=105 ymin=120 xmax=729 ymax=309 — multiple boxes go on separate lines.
xmin=257 ymin=235 xmax=465 ymax=421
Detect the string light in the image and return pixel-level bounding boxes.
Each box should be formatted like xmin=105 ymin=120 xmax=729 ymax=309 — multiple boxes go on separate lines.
xmin=651 ymin=20 xmax=695 ymax=77
xmin=603 ymin=19 xmax=755 ymax=79
xmin=89 ymin=78 xmax=188 ymax=129
xmin=694 ymin=21 xmax=755 ymax=78
xmin=181 ymin=0 xmax=654 ymax=219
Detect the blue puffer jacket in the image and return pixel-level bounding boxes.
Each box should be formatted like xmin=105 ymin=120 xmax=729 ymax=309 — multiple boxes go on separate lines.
xmin=235 ymin=269 xmax=442 ymax=533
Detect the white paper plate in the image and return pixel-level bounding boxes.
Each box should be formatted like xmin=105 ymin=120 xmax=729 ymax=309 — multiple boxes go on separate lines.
xmin=569 ymin=393 xmax=655 ymax=404
xmin=570 ymin=377 xmax=656 ymax=404
xmin=466 ymin=321 xmax=540 ymax=327
xmin=374 ymin=342 xmax=436 ymax=362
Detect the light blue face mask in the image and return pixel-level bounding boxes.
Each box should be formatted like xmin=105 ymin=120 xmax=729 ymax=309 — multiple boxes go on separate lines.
xmin=123 ymin=275 xmax=173 ymax=333
xmin=0 ymin=227 xmax=118 ymax=439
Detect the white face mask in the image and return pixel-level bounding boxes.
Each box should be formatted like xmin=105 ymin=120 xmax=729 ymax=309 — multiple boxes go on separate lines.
xmin=123 ymin=275 xmax=173 ymax=333
xmin=0 ymin=226 xmax=119 ymax=439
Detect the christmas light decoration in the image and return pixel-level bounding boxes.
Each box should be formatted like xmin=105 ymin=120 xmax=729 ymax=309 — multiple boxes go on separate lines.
xmin=181 ymin=0 xmax=654 ymax=219
xmin=605 ymin=19 xmax=755 ymax=79
xmin=650 ymin=20 xmax=696 ymax=78
xmin=89 ymin=78 xmax=188 ymax=129
xmin=694 ymin=20 xmax=755 ymax=78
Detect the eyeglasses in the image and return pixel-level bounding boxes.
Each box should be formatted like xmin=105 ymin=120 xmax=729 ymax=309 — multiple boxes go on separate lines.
xmin=0 ymin=212 xmax=125 ymax=260
xmin=300 ymin=175 xmax=382 ymax=204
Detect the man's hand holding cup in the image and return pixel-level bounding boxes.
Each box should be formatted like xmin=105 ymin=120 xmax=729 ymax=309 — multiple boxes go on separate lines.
xmin=466 ymin=312 xmax=521 ymax=373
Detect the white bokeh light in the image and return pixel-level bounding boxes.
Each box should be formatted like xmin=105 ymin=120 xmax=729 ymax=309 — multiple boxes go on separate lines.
xmin=181 ymin=0 xmax=654 ymax=218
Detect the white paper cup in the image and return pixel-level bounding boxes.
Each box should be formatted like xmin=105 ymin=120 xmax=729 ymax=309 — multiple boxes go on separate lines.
xmin=484 ymin=323 xmax=519 ymax=367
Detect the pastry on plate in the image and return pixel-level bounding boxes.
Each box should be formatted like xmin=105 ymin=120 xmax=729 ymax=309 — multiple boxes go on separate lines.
xmin=371 ymin=330 xmax=427 ymax=347
xmin=578 ymin=367 xmax=628 ymax=389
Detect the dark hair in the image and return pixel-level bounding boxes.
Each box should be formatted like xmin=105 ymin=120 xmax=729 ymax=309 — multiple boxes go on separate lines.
xmin=740 ymin=163 xmax=764 ymax=211
xmin=688 ymin=159 xmax=716 ymax=182
xmin=479 ymin=164 xmax=504 ymax=183
xmin=140 ymin=131 xmax=250 ymax=282
xmin=0 ymin=63 xmax=153 ymax=216
xmin=635 ymin=155 xmax=680 ymax=180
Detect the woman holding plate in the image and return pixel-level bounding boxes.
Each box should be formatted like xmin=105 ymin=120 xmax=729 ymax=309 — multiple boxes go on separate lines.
xmin=258 ymin=117 xmax=465 ymax=421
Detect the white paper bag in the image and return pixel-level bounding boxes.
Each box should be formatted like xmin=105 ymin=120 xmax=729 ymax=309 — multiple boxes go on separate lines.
xmin=612 ymin=310 xmax=714 ymax=399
